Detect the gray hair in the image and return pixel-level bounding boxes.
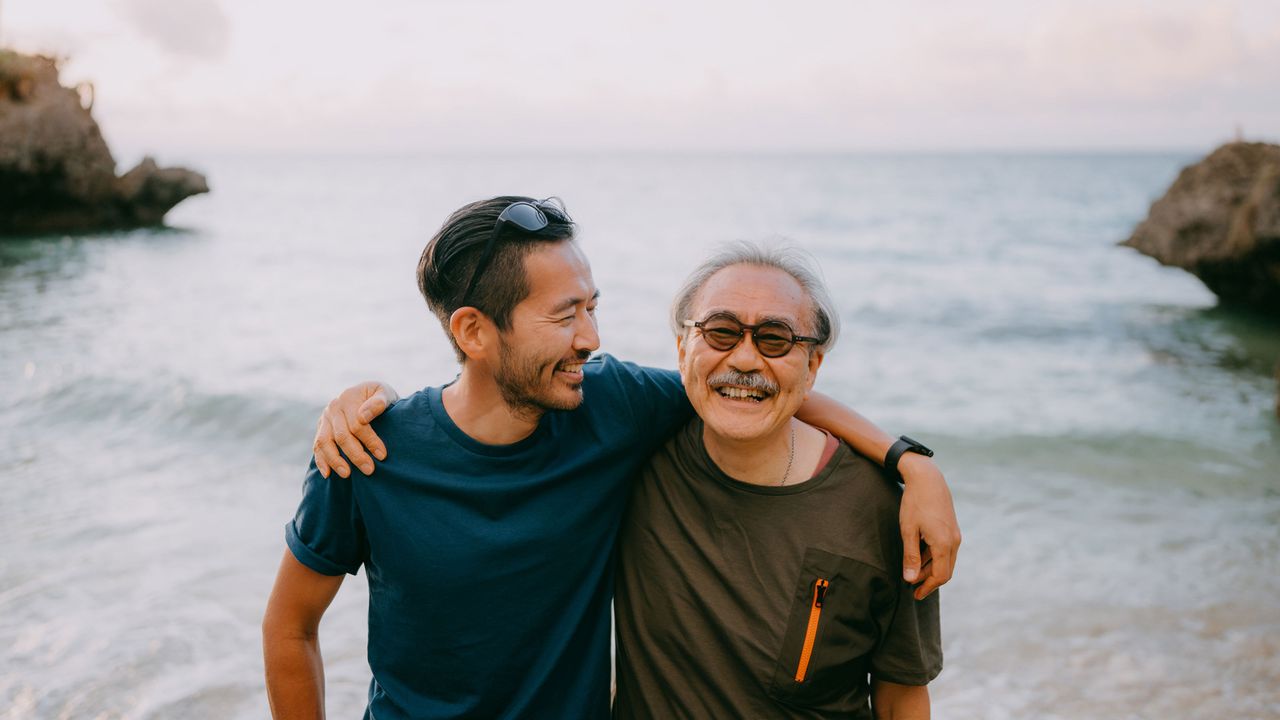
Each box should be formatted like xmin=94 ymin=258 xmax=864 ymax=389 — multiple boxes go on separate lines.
xmin=670 ymin=241 xmax=841 ymax=353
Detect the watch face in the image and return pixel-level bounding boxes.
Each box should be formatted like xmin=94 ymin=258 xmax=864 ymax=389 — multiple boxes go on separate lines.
xmin=900 ymin=436 xmax=934 ymax=457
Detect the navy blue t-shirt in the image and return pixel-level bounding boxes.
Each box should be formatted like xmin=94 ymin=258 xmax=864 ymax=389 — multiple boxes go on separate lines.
xmin=286 ymin=354 xmax=689 ymax=719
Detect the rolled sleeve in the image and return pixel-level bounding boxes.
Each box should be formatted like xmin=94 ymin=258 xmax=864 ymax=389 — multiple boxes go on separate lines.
xmin=870 ymin=585 xmax=943 ymax=686
xmin=284 ymin=460 xmax=368 ymax=577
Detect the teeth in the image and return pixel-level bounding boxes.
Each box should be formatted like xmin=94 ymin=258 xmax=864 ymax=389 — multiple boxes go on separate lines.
xmin=716 ymin=386 xmax=765 ymax=400
xmin=559 ymin=363 xmax=584 ymax=373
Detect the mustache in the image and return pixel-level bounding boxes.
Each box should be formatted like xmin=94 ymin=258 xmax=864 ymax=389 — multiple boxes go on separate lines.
xmin=556 ymin=350 xmax=592 ymax=367
xmin=706 ymin=370 xmax=778 ymax=396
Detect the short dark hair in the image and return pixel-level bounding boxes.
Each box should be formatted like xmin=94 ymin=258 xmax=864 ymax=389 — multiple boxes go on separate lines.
xmin=417 ymin=196 xmax=576 ymax=362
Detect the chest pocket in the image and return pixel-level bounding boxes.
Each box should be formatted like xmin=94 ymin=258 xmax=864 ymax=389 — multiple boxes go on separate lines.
xmin=767 ymin=547 xmax=896 ymax=711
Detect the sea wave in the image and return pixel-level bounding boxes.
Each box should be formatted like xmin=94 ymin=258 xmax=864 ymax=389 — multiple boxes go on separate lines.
xmin=5 ymin=373 xmax=323 ymax=461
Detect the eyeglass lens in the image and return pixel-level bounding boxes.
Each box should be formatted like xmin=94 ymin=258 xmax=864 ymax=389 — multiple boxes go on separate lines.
xmin=700 ymin=315 xmax=796 ymax=357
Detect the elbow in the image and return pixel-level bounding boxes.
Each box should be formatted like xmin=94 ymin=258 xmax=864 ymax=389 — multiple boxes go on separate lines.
xmin=262 ymin=612 xmax=317 ymax=646
xmin=262 ymin=599 xmax=319 ymax=650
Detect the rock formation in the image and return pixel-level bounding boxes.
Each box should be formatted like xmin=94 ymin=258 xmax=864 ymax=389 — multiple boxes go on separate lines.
xmin=0 ymin=50 xmax=208 ymax=235
xmin=1122 ymin=142 xmax=1280 ymax=419
xmin=1122 ymin=142 xmax=1280 ymax=313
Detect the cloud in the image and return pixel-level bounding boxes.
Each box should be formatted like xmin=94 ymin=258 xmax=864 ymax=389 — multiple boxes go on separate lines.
xmin=891 ymin=2 xmax=1280 ymax=113
xmin=114 ymin=0 xmax=230 ymax=60
xmin=32 ymin=0 xmax=1278 ymax=152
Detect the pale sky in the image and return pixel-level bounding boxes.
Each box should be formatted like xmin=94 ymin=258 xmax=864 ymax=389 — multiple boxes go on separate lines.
xmin=4 ymin=0 xmax=1279 ymax=157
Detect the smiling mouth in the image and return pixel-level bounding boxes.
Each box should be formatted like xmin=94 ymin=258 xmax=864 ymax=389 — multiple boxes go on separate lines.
xmin=556 ymin=361 xmax=586 ymax=375
xmin=714 ymin=385 xmax=770 ymax=402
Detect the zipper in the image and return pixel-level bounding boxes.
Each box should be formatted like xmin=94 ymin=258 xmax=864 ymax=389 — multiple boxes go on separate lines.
xmin=793 ymin=577 xmax=829 ymax=682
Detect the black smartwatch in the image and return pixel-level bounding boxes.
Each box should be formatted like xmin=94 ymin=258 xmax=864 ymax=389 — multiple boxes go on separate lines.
xmin=884 ymin=435 xmax=934 ymax=483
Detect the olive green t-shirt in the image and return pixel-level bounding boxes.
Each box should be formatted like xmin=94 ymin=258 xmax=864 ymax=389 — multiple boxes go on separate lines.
xmin=613 ymin=418 xmax=942 ymax=719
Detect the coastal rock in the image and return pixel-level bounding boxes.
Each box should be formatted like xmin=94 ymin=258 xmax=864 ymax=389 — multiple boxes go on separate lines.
xmin=0 ymin=50 xmax=208 ymax=235
xmin=115 ymin=157 xmax=210 ymax=227
xmin=1121 ymin=142 xmax=1280 ymax=313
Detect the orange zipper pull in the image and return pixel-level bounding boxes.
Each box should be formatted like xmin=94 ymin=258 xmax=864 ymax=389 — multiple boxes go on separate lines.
xmin=794 ymin=578 xmax=830 ymax=683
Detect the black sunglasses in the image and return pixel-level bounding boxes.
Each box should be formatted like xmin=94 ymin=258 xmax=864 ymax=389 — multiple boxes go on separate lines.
xmin=683 ymin=312 xmax=823 ymax=358
xmin=459 ymin=198 xmax=572 ymax=307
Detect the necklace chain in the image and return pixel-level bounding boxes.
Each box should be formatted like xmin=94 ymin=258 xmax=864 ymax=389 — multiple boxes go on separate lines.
xmin=779 ymin=423 xmax=795 ymax=486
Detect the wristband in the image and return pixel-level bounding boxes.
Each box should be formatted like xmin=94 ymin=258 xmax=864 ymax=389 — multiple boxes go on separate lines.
xmin=884 ymin=435 xmax=934 ymax=483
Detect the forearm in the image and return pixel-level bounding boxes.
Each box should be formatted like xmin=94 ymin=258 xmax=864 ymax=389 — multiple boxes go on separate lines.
xmin=871 ymin=680 xmax=930 ymax=720
xmin=263 ymin=631 xmax=326 ymax=719
xmin=796 ymin=391 xmax=896 ymax=465
xmin=797 ymin=393 xmax=945 ymax=481
xmin=797 ymin=391 xmax=959 ymax=595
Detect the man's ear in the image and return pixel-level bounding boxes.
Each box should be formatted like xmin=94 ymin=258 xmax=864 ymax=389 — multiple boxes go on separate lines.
xmin=804 ymin=350 xmax=824 ymax=393
xmin=676 ymin=332 xmax=688 ymax=378
xmin=450 ymin=307 xmax=496 ymax=362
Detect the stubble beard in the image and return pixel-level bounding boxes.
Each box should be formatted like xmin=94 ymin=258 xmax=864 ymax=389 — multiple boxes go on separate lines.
xmin=494 ymin=339 xmax=587 ymax=420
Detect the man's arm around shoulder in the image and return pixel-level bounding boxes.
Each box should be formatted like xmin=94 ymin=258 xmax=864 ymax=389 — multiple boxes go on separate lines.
xmin=263 ymin=549 xmax=346 ymax=719
xmin=871 ymin=678 xmax=930 ymax=720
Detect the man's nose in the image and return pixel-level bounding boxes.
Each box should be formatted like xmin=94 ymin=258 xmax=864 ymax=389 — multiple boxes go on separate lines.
xmin=726 ymin=331 xmax=765 ymax=370
xmin=573 ymin=310 xmax=600 ymax=352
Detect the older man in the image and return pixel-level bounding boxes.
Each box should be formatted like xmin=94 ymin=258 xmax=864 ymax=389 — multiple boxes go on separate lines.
xmin=613 ymin=244 xmax=940 ymax=719
xmin=290 ymin=197 xmax=956 ymax=718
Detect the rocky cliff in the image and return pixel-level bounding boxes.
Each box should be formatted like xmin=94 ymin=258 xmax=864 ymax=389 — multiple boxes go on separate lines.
xmin=1122 ymin=142 xmax=1280 ymax=418
xmin=1122 ymin=142 xmax=1280 ymax=313
xmin=0 ymin=50 xmax=208 ymax=235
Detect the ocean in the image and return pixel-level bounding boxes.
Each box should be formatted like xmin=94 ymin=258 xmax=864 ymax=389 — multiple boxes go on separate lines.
xmin=2 ymin=152 xmax=1278 ymax=718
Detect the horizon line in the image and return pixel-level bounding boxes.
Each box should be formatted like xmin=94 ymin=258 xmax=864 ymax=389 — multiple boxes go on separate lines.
xmin=112 ymin=145 xmax=1250 ymax=163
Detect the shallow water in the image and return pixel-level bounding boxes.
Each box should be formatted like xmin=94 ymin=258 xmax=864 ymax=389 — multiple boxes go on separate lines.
xmin=2 ymin=153 xmax=1278 ymax=718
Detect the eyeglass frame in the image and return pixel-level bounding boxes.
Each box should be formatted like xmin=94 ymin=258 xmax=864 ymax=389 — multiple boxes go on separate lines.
xmin=682 ymin=312 xmax=824 ymax=358
xmin=459 ymin=197 xmax=572 ymax=308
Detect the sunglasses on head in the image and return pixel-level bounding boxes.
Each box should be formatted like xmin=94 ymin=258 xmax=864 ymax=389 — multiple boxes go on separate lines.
xmin=460 ymin=197 xmax=572 ymax=307
xmin=683 ymin=312 xmax=823 ymax=358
